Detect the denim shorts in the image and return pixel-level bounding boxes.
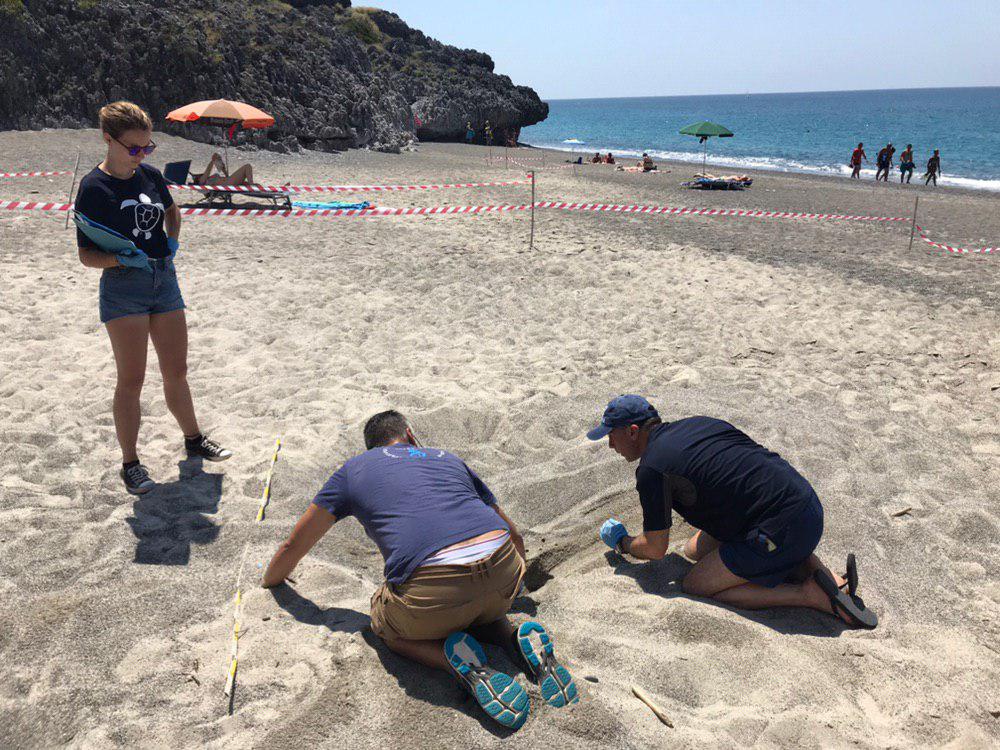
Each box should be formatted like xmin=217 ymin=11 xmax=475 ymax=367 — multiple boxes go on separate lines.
xmin=719 ymin=494 xmax=824 ymax=588
xmin=99 ymin=258 xmax=185 ymax=323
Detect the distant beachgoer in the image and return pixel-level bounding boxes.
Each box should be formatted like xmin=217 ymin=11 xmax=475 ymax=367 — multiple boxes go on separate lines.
xmin=465 ymin=121 xmax=475 ymax=143
xmin=899 ymin=144 xmax=915 ymax=183
xmin=875 ymin=143 xmax=894 ymax=182
xmin=262 ymin=410 xmax=578 ymax=729
xmin=603 ymin=152 xmax=616 ymax=164
xmin=74 ymin=101 xmax=231 ymax=495
xmin=483 ymin=120 xmax=493 ymax=145
xmin=588 ymin=395 xmax=878 ymax=629
xmin=924 ymin=149 xmax=941 ymax=186
xmin=591 ymin=152 xmax=602 ymax=164
xmin=639 ymin=153 xmax=656 ymax=172
xmin=192 ymin=152 xmax=255 ymax=187
xmin=850 ymin=142 xmax=867 ymax=179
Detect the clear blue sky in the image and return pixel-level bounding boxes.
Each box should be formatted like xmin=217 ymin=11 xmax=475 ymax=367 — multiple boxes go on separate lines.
xmin=371 ymin=1 xmax=1000 ymax=100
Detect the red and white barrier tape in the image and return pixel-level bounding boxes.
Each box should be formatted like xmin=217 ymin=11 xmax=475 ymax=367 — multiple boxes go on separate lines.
xmin=0 ymin=170 xmax=73 ymax=178
xmin=487 ymin=154 xmax=544 ymax=162
xmin=1 ymin=199 xmax=993 ymax=254
xmin=536 ymin=201 xmax=910 ymax=223
xmin=167 ymin=177 xmax=533 ymax=193
xmin=0 ymin=200 xmax=532 ymax=218
xmin=510 ymin=160 xmax=578 ymax=171
xmin=913 ymin=226 xmax=996 ymax=254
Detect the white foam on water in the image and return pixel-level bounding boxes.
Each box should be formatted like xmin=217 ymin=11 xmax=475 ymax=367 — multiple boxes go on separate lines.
xmin=525 ymin=140 xmax=1000 ymax=192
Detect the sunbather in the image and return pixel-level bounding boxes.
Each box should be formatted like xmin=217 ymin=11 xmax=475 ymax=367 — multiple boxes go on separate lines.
xmin=262 ymin=410 xmax=578 ymax=729
xmin=588 ymin=395 xmax=878 ymax=630
xmin=591 ymin=152 xmax=602 ymax=164
xmin=603 ymin=152 xmax=616 ymax=164
xmin=192 ymin=152 xmax=255 ymax=186
xmin=638 ymin=153 xmax=657 ymax=172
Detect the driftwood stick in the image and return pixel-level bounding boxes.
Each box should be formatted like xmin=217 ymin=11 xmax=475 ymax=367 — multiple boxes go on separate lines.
xmin=631 ymin=684 xmax=674 ymax=728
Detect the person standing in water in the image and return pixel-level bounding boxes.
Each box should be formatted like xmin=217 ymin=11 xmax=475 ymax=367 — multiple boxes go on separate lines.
xmin=899 ymin=144 xmax=915 ymax=183
xmin=849 ymin=143 xmax=867 ymax=179
xmin=75 ymin=101 xmax=231 ymax=494
xmin=925 ymin=149 xmax=942 ymax=186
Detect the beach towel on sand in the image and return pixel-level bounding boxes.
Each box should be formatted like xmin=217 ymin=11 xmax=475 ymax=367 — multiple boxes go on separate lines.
xmin=290 ymin=200 xmax=373 ymax=211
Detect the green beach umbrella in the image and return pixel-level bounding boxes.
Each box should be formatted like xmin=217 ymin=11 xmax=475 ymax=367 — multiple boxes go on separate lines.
xmin=679 ymin=121 xmax=734 ymax=172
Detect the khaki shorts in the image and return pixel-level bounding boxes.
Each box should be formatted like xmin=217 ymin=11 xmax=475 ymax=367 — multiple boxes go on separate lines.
xmin=370 ymin=538 xmax=525 ymax=642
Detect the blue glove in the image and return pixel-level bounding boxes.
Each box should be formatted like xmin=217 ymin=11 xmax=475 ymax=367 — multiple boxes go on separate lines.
xmin=600 ymin=518 xmax=629 ymax=550
xmin=166 ymin=236 xmax=179 ymax=258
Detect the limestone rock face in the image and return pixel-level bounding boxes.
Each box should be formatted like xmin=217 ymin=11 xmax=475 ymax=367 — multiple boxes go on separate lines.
xmin=0 ymin=1 xmax=547 ymax=153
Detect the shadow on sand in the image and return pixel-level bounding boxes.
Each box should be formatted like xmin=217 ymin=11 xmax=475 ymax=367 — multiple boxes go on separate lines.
xmin=126 ymin=457 xmax=222 ymax=565
xmin=607 ymin=550 xmax=850 ymax=637
xmin=270 ymin=583 xmax=522 ymax=738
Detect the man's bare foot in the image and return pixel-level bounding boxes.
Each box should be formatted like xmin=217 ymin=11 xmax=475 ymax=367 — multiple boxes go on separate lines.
xmin=804 ymin=576 xmax=855 ymax=625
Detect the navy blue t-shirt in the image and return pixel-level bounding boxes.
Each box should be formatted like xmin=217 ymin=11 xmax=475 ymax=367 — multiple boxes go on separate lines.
xmin=635 ymin=417 xmax=818 ymax=544
xmin=75 ymin=164 xmax=174 ymax=259
xmin=312 ymin=444 xmax=508 ymax=584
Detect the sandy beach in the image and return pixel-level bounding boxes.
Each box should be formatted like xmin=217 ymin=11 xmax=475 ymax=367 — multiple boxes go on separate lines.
xmin=1 ymin=130 xmax=999 ymax=749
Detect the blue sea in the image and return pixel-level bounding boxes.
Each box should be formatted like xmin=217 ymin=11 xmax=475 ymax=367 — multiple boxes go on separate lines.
xmin=521 ymin=87 xmax=1000 ymax=192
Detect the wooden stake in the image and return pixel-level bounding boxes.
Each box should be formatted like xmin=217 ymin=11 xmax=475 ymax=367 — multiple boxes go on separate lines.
xmin=529 ymin=170 xmax=535 ymax=250
xmin=64 ymin=151 xmax=81 ymax=229
xmin=632 ymin=685 xmax=673 ymax=727
xmin=907 ymin=196 xmax=919 ymax=254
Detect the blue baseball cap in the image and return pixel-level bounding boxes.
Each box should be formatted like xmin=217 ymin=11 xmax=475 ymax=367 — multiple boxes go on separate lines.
xmin=587 ymin=395 xmax=659 ymax=440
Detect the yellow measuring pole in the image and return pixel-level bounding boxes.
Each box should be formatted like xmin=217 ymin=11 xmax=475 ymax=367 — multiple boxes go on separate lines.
xmin=224 ymin=588 xmax=242 ymax=697
xmin=256 ymin=437 xmax=282 ymax=523
xmin=225 ymin=436 xmax=282 ymax=705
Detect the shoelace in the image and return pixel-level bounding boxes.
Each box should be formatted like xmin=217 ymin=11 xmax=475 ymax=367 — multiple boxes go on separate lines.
xmin=124 ymin=464 xmax=149 ymax=483
xmin=199 ymin=437 xmax=223 ymax=454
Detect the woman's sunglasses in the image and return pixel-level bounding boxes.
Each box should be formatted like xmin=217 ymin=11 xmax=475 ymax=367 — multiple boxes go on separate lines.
xmin=113 ymin=136 xmax=157 ymax=156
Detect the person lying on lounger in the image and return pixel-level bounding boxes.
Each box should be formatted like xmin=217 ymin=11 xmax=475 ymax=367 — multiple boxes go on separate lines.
xmin=192 ymin=152 xmax=255 ymax=186
xmin=262 ymin=410 xmax=578 ymax=729
xmin=588 ymin=395 xmax=878 ymax=629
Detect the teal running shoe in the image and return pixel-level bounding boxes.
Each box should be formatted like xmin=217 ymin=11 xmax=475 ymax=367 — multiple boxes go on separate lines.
xmin=444 ymin=631 xmax=529 ymax=730
xmin=516 ymin=621 xmax=579 ymax=708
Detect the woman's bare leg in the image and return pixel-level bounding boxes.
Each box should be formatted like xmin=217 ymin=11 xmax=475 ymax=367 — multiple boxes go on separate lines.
xmin=105 ymin=315 xmax=150 ymax=463
xmin=149 ymin=309 xmax=199 ymax=437
xmin=227 ymin=164 xmax=254 ymax=186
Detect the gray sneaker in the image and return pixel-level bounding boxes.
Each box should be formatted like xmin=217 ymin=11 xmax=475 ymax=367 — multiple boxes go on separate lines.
xmin=121 ymin=463 xmax=155 ymax=495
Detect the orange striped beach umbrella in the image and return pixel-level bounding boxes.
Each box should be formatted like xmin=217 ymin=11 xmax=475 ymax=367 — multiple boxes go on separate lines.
xmin=165 ymin=99 xmax=275 ymax=129
xmin=166 ymin=99 xmax=275 ymax=170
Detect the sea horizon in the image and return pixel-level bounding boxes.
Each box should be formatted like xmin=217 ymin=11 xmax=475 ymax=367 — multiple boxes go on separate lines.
xmin=522 ymin=86 xmax=1000 ymax=192
xmin=540 ymin=84 xmax=999 ymax=102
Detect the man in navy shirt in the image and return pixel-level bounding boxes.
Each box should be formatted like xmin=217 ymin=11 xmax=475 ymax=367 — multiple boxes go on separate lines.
xmin=589 ymin=395 xmax=876 ymax=628
xmin=263 ymin=410 xmax=578 ymax=728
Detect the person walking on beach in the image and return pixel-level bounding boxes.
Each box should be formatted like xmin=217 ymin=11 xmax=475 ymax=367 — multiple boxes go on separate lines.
xmin=263 ymin=410 xmax=578 ymax=729
xmin=588 ymin=395 xmax=878 ymax=629
xmin=875 ymin=143 xmax=894 ymax=182
xmin=465 ymin=121 xmax=475 ymax=143
xmin=899 ymin=144 xmax=915 ymax=183
xmin=925 ymin=149 xmax=941 ymax=186
xmin=75 ymin=101 xmax=231 ymax=495
xmin=849 ymin=142 xmax=867 ymax=179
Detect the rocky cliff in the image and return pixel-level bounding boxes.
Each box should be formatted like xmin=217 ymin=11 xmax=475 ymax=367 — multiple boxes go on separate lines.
xmin=0 ymin=0 xmax=548 ymax=153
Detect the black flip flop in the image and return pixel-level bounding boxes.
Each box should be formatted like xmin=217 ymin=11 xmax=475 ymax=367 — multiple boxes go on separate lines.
xmin=845 ymin=553 xmax=858 ymax=597
xmin=814 ymin=569 xmax=878 ymax=629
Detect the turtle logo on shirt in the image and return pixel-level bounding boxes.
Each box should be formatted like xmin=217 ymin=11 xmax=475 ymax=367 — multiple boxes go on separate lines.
xmin=120 ymin=193 xmax=164 ymax=239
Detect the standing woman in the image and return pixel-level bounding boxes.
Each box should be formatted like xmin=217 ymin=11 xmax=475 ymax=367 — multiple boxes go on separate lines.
xmin=76 ymin=101 xmax=231 ymax=494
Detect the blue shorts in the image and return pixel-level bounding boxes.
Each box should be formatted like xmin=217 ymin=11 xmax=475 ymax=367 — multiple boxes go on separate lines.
xmin=719 ymin=495 xmax=824 ymax=588
xmin=99 ymin=258 xmax=185 ymax=323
